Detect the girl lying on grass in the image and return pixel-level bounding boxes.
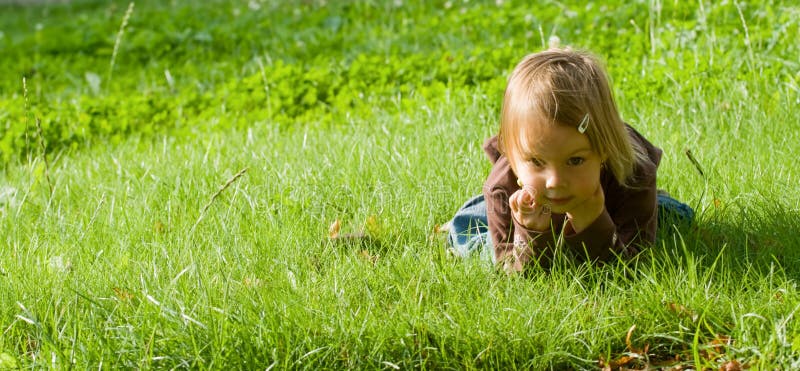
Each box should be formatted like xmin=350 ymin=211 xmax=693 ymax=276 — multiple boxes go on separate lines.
xmin=447 ymin=48 xmax=693 ymax=273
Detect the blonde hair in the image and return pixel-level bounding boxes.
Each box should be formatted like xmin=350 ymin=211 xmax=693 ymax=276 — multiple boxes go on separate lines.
xmin=499 ymin=49 xmax=649 ymax=187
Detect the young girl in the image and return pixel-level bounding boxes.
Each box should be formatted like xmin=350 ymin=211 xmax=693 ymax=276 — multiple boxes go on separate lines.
xmin=447 ymin=48 xmax=693 ymax=272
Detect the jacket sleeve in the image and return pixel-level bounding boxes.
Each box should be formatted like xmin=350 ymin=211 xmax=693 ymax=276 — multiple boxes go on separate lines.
xmin=482 ymin=137 xmax=562 ymax=270
xmin=483 ymin=184 xmax=564 ymax=270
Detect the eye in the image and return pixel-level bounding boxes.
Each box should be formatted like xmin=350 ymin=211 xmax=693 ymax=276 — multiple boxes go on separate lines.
xmin=527 ymin=157 xmax=544 ymax=168
xmin=567 ymin=157 xmax=585 ymax=166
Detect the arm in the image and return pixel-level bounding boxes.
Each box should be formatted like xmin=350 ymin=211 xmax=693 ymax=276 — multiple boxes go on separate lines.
xmin=484 ymin=186 xmax=565 ymax=271
xmin=483 ymin=159 xmax=563 ymax=271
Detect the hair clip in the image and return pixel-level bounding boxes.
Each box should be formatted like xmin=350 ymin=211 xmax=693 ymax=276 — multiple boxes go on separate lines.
xmin=578 ymin=114 xmax=590 ymax=134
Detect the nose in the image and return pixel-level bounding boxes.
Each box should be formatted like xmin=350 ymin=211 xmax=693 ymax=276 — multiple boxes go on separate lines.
xmin=545 ymin=168 xmax=566 ymax=190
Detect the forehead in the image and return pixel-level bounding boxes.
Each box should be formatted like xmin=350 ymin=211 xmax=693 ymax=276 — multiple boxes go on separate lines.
xmin=513 ymin=120 xmax=592 ymax=158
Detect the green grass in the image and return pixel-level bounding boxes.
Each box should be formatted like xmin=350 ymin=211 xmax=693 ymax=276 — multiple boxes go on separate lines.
xmin=2 ymin=0 xmax=800 ymax=369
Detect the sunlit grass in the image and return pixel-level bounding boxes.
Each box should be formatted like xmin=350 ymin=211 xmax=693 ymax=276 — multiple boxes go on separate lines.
xmin=1 ymin=0 xmax=800 ymax=369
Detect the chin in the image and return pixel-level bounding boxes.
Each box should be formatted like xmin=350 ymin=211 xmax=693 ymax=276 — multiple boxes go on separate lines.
xmin=548 ymin=205 xmax=571 ymax=214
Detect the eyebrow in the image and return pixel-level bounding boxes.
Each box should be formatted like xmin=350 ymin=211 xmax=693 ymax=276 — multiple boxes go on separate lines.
xmin=521 ymin=146 xmax=593 ymax=159
xmin=568 ymin=147 xmax=593 ymax=155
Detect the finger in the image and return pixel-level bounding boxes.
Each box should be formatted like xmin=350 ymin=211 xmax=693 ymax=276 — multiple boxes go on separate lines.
xmin=519 ymin=188 xmax=532 ymax=206
xmin=523 ymin=185 xmax=537 ymax=198
xmin=517 ymin=193 xmax=536 ymax=213
xmin=508 ymin=191 xmax=520 ymax=213
xmin=522 ymin=185 xmax=537 ymax=207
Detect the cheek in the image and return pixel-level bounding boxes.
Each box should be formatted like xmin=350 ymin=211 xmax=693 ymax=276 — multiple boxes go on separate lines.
xmin=517 ymin=170 xmax=547 ymax=191
xmin=572 ymin=171 xmax=601 ymax=194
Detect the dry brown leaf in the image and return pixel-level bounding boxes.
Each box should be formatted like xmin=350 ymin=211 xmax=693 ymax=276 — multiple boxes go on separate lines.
xmin=599 ymin=354 xmax=634 ymax=370
xmin=154 ymin=220 xmax=165 ymax=233
xmin=711 ymin=334 xmax=732 ymax=352
xmin=112 ymin=287 xmax=134 ymax=301
xmin=625 ymin=324 xmax=648 ymax=354
xmin=358 ymin=249 xmax=379 ymax=265
xmin=695 ymin=334 xmax=734 ymax=364
xmin=429 ymin=223 xmax=445 ymax=242
xmin=667 ymin=302 xmax=697 ymax=321
xmin=597 ymin=324 xmax=650 ymax=370
xmin=719 ymin=359 xmax=743 ymax=371
xmin=328 ymin=219 xmax=341 ymax=239
xmin=26 ymin=337 xmax=39 ymax=354
xmin=625 ymin=324 xmax=636 ymax=351
xmin=713 ymin=198 xmax=722 ymax=208
xmin=598 ymin=355 xmax=611 ymax=371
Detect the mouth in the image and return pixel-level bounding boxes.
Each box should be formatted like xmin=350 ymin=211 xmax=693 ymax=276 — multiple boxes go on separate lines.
xmin=545 ymin=196 xmax=573 ymax=206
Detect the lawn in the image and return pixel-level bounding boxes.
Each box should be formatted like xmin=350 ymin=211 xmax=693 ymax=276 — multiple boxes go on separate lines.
xmin=1 ymin=0 xmax=800 ymax=369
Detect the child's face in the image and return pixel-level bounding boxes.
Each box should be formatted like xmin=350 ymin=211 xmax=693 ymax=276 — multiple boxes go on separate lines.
xmin=511 ymin=123 xmax=604 ymax=215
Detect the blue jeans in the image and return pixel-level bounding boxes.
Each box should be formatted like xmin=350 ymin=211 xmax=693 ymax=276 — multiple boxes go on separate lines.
xmin=446 ymin=195 xmax=494 ymax=260
xmin=446 ymin=193 xmax=694 ymax=260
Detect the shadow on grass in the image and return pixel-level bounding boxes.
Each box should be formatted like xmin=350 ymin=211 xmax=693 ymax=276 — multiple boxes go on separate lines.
xmin=587 ymin=203 xmax=800 ymax=369
xmin=530 ymin=202 xmax=800 ymax=369
xmin=658 ymin=200 xmax=800 ymax=279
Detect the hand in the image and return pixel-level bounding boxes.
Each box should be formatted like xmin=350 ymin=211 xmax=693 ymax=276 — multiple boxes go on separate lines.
xmin=509 ymin=184 xmax=551 ymax=231
xmin=565 ymin=184 xmax=605 ymax=233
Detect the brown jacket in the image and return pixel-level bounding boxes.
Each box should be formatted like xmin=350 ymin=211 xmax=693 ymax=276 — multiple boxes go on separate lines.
xmin=482 ymin=125 xmax=662 ymax=269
